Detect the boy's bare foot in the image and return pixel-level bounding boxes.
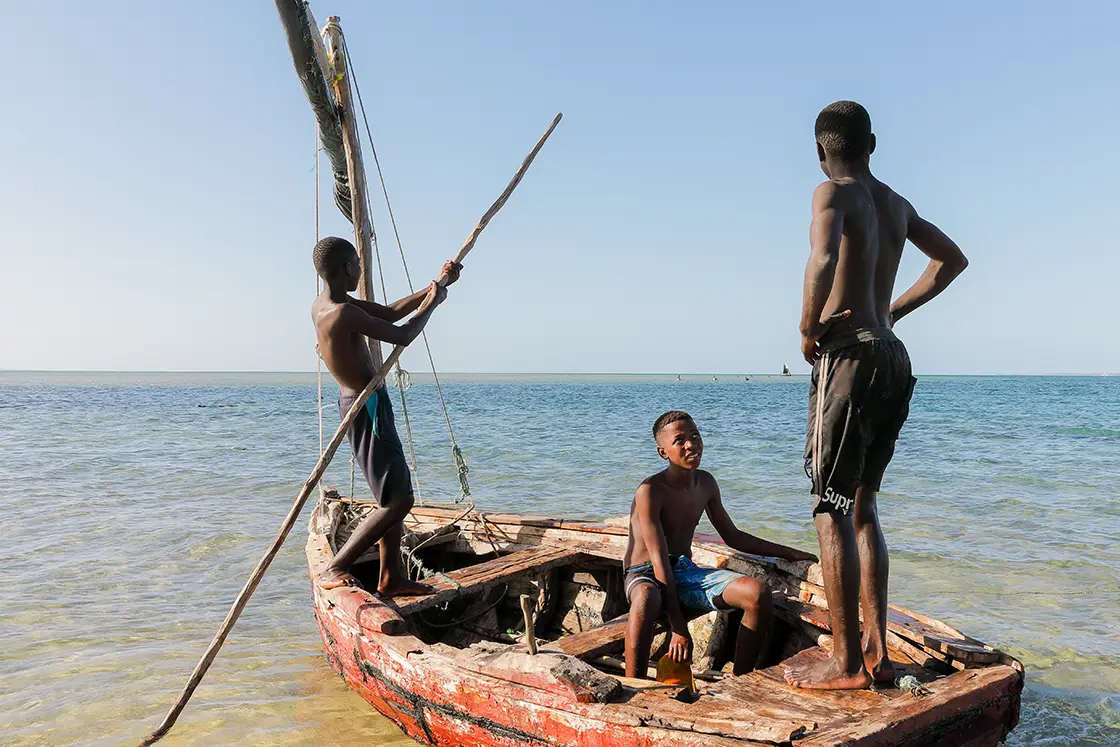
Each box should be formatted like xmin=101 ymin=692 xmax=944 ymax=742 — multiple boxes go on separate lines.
xmin=784 ymin=657 xmax=872 ymax=690
xmin=864 ymin=653 xmax=897 ymax=683
xmin=862 ymin=636 xmax=897 ymax=682
xmin=376 ymin=577 xmax=433 ymax=598
xmin=317 ymin=568 xmax=361 ymax=590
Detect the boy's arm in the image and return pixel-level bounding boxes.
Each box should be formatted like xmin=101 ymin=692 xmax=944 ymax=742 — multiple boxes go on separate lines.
xmin=890 ymin=203 xmax=968 ymax=325
xmin=800 ymin=182 xmax=850 ymax=364
xmin=347 ymin=288 xmax=428 ymax=323
xmin=634 ymin=483 xmax=692 ymax=662
xmin=705 ymin=479 xmax=817 ymax=562
xmin=348 ymin=261 xmax=462 ymax=322
xmin=340 ymin=283 xmax=446 ymax=346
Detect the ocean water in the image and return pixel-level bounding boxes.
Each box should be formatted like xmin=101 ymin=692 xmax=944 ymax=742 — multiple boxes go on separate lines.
xmin=1 ymin=371 xmax=1117 ymax=746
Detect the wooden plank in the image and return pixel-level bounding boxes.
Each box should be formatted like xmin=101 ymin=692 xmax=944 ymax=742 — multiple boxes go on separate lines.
xmin=793 ymin=664 xmax=1021 ymax=747
xmin=409 ymin=518 xmax=628 ymax=561
xmin=551 ymin=607 xmax=709 ymax=661
xmin=887 ymin=605 xmax=999 ymax=664
xmin=387 ymin=545 xmax=587 ymax=615
xmin=885 ymin=608 xmax=997 ymax=665
xmin=411 ymin=505 xmax=630 ymax=536
xmin=774 ymin=592 xmax=997 ymax=667
xmin=553 ymin=614 xmax=635 ymax=660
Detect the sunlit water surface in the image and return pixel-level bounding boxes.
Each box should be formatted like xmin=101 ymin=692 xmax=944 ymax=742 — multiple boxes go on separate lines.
xmin=1 ymin=372 xmax=1117 ymax=746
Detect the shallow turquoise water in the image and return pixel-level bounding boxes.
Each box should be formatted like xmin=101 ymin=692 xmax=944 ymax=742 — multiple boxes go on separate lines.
xmin=1 ymin=372 xmax=1117 ymax=745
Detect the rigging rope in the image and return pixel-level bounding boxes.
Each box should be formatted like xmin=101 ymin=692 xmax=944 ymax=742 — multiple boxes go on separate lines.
xmin=344 ymin=40 xmax=471 ymax=499
xmin=315 ymin=124 xmax=357 ymax=501
xmin=315 ymin=127 xmax=325 ymax=498
xmin=329 ymin=27 xmax=425 ymax=501
xmin=363 ymin=166 xmax=425 ymax=502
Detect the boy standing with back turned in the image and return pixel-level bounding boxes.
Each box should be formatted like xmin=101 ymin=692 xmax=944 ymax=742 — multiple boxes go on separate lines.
xmin=311 ymin=235 xmax=462 ymax=597
xmin=789 ymin=101 xmax=968 ymax=689
xmin=624 ymin=411 xmax=816 ymax=679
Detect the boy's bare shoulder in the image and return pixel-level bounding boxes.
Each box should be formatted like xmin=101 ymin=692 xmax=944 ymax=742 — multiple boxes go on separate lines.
xmin=694 ymin=469 xmax=720 ymax=497
xmin=636 ymin=472 xmax=666 ymax=500
xmin=813 ymin=178 xmax=866 ymax=209
xmin=695 ymin=468 xmax=718 ymax=486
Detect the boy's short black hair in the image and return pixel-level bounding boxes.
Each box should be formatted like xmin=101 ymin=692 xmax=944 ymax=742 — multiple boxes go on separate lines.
xmin=653 ymin=410 xmax=693 ymax=439
xmin=313 ymin=236 xmax=358 ymax=279
xmin=815 ymin=100 xmax=873 ymax=160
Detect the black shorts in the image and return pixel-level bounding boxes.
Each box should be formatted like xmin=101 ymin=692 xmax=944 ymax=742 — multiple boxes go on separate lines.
xmin=805 ymin=329 xmax=915 ymax=516
xmin=338 ymin=388 xmax=413 ymax=505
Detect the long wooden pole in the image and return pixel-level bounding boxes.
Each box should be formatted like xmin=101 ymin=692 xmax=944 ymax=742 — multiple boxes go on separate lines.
xmin=137 ymin=112 xmax=561 ymax=747
xmin=323 ymin=17 xmax=383 ymax=369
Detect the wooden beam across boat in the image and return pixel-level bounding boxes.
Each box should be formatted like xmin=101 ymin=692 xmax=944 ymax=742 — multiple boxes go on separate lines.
xmin=387 ymin=544 xmax=591 ymax=615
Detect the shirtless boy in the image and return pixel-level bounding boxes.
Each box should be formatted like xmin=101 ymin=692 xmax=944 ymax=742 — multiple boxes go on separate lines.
xmin=311 ymin=235 xmax=462 ymax=596
xmin=624 ymin=411 xmax=816 ymax=679
xmin=789 ymin=101 xmax=969 ymax=689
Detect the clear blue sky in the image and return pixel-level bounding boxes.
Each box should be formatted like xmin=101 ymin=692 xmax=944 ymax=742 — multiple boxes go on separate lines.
xmin=1 ymin=1 xmax=1116 ymax=374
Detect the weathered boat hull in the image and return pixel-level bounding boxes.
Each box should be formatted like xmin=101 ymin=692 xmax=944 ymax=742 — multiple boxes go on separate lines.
xmin=307 ymin=505 xmax=1022 ymax=747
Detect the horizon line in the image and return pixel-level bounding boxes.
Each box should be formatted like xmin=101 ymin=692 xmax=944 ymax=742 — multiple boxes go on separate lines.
xmin=1 ymin=369 xmax=1116 ymax=377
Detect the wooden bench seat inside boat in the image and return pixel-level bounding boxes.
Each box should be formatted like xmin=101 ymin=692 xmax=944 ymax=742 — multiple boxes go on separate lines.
xmin=554 ymin=607 xmax=708 ymax=661
xmin=388 ymin=544 xmax=591 ymax=615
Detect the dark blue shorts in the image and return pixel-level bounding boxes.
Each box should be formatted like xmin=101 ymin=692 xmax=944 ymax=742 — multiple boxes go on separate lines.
xmin=338 ymin=387 xmax=412 ymax=505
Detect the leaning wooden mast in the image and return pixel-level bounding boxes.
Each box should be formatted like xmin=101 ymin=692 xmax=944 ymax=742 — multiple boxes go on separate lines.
xmin=322 ymin=16 xmax=383 ymax=368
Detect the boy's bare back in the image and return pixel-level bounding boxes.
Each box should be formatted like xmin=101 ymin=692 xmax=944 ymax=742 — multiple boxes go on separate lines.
xmin=811 ymin=177 xmax=928 ymax=337
xmin=312 ymin=296 xmax=378 ymax=396
xmin=810 ymin=175 xmax=969 ymax=346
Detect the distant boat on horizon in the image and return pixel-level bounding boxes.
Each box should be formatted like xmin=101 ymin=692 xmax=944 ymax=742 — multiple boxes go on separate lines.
xmin=781 ymin=362 xmax=791 ymax=376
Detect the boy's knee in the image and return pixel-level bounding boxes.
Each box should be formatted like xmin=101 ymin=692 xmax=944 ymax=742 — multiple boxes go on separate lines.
xmin=853 ymin=485 xmax=877 ymax=524
xmin=385 ymin=490 xmax=415 ymax=517
xmin=726 ymin=577 xmax=771 ymax=611
xmin=628 ymin=581 xmax=662 ymax=615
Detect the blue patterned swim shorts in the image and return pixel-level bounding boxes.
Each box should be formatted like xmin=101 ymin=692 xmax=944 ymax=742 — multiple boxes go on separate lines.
xmin=623 ymin=555 xmax=742 ymax=612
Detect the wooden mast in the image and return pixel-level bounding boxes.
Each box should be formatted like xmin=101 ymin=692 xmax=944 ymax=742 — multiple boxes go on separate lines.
xmin=323 ymin=16 xmax=383 ymax=369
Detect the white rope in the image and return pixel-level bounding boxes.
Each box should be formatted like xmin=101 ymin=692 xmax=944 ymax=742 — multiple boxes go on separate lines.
xmin=315 ymin=127 xmax=326 ymax=499
xmin=335 ymin=28 xmax=426 ymax=502
xmin=344 ymin=36 xmax=471 ymax=500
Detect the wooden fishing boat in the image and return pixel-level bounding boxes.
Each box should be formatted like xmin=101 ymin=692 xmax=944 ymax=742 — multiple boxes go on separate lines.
xmin=307 ymin=501 xmax=1023 ymax=747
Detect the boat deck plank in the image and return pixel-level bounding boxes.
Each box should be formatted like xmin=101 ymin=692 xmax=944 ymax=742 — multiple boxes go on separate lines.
xmin=553 ymin=608 xmax=708 ymax=661
xmin=387 ymin=544 xmax=589 ymax=615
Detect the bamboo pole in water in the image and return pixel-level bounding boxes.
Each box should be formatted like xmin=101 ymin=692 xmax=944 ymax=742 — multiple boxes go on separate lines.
xmin=323 ymin=17 xmax=383 ymax=369
xmin=137 ymin=112 xmax=561 ymax=747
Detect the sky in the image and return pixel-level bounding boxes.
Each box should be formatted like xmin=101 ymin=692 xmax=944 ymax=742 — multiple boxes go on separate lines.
xmin=1 ymin=1 xmax=1117 ymax=375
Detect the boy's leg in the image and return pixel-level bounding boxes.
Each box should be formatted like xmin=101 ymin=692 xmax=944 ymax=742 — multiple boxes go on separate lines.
xmin=853 ymin=485 xmax=893 ymax=681
xmin=320 ymin=493 xmax=412 ymax=588
xmin=784 ymin=510 xmax=871 ymax=689
xmin=374 ymin=491 xmax=432 ymax=596
xmin=855 ymin=344 xmax=913 ymax=681
xmin=320 ymin=390 xmax=430 ymax=595
xmin=714 ymin=576 xmax=773 ymax=675
xmin=624 ymin=580 xmax=662 ymax=679
xmin=788 ymin=349 xmax=873 ymax=689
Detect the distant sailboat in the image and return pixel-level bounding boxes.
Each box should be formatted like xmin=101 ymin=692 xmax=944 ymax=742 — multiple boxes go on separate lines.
xmin=781 ymin=362 xmax=791 ymax=376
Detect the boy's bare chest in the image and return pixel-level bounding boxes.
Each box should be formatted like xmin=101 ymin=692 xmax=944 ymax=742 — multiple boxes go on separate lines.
xmin=659 ymin=492 xmax=708 ymax=545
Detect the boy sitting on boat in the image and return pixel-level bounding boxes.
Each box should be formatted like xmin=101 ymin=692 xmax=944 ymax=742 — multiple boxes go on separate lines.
xmin=311 ymin=235 xmax=461 ymax=597
xmin=623 ymin=411 xmax=816 ymax=678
